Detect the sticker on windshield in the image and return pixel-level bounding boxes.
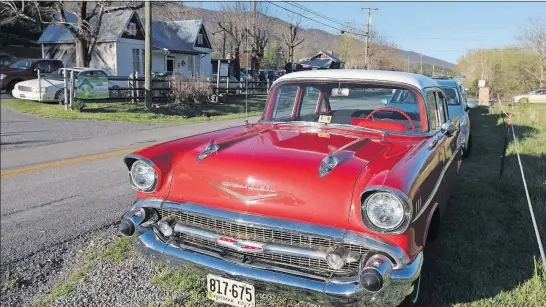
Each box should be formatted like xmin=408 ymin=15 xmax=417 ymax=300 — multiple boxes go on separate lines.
xmin=318 ymin=132 xmax=330 ymax=138
xmin=318 ymin=115 xmax=332 ymax=123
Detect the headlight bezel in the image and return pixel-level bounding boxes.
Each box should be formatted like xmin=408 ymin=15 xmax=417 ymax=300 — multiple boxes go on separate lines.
xmin=125 ymin=154 xmax=158 ymax=193
xmin=360 ymin=187 xmax=413 ymax=234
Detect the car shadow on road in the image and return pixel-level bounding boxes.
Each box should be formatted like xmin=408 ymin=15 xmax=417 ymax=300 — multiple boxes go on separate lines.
xmin=420 ymin=106 xmax=545 ymax=306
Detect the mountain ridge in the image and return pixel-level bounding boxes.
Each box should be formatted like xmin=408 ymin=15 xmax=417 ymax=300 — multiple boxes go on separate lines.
xmin=156 ymin=4 xmax=455 ymax=69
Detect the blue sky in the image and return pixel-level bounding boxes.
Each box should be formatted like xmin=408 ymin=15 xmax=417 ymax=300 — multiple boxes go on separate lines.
xmin=184 ymin=1 xmax=546 ymax=64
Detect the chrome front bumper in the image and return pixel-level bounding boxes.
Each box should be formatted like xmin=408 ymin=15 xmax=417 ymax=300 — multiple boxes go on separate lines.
xmin=122 ymin=199 xmax=423 ymax=306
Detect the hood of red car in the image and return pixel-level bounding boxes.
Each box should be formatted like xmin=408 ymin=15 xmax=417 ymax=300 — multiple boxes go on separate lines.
xmin=166 ymin=126 xmax=415 ymax=229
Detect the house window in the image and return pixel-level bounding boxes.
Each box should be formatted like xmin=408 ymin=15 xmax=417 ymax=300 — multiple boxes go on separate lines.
xmin=197 ymin=33 xmax=204 ymax=45
xmin=195 ymin=55 xmax=201 ymax=77
xmin=187 ymin=55 xmax=195 ymax=76
xmin=128 ymin=22 xmax=137 ymax=36
xmin=132 ymin=48 xmax=140 ymax=74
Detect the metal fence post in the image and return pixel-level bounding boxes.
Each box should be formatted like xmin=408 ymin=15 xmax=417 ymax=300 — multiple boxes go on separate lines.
xmin=69 ymin=70 xmax=75 ymax=110
xmin=130 ymin=72 xmax=135 ymax=104
xmin=37 ymin=69 xmax=42 ymax=103
xmin=63 ymin=69 xmax=69 ymax=110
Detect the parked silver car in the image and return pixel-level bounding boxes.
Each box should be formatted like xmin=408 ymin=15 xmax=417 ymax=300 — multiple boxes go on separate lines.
xmin=512 ymin=88 xmax=546 ymax=104
xmin=435 ymin=79 xmax=477 ymax=158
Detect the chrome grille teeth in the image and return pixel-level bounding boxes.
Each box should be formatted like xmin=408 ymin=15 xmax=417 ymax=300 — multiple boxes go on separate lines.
xmin=157 ymin=208 xmax=368 ymax=276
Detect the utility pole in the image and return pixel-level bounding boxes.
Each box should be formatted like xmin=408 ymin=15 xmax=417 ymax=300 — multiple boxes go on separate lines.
xmin=252 ymin=0 xmax=257 ymax=74
xmin=419 ymin=54 xmax=423 ymax=75
xmin=407 ymin=56 xmax=410 ymax=72
xmin=432 ymin=64 xmax=435 ymax=77
xmin=144 ymin=0 xmax=152 ymax=110
xmin=362 ymin=7 xmax=377 ymax=70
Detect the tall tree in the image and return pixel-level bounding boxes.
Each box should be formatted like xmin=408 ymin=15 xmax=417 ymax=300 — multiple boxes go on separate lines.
xmin=517 ymin=18 xmax=546 ymax=87
xmin=282 ymin=17 xmax=304 ymax=65
xmin=0 ymin=1 xmax=145 ymax=67
xmin=246 ymin=1 xmax=270 ymax=74
xmin=215 ymin=2 xmax=248 ymax=78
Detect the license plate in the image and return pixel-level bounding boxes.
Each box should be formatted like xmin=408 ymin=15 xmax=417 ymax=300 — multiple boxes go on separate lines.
xmin=207 ymin=274 xmax=255 ymax=307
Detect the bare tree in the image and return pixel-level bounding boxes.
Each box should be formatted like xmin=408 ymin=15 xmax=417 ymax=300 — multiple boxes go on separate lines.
xmin=246 ymin=2 xmax=270 ymax=74
xmin=282 ymin=17 xmax=304 ymax=65
xmin=0 ymin=1 xmax=145 ymax=67
xmin=517 ymin=18 xmax=546 ymax=87
xmin=215 ymin=2 xmax=248 ymax=77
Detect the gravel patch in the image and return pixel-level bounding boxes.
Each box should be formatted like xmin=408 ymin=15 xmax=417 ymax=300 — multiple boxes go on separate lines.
xmin=1 ymin=225 xmax=318 ymax=307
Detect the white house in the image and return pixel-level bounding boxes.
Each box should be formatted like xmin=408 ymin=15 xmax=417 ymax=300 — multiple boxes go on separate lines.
xmin=37 ymin=9 xmax=213 ymax=77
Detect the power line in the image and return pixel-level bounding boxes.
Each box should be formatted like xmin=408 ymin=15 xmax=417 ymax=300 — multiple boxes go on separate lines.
xmin=267 ymin=1 xmax=360 ymax=36
xmin=281 ymin=0 xmax=366 ymax=31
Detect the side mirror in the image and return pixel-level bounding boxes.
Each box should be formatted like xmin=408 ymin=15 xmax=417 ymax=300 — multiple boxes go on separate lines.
xmin=441 ymin=121 xmax=455 ymax=136
xmin=466 ymin=100 xmax=478 ymax=110
xmin=381 ymin=97 xmax=389 ymax=105
xmin=33 ymin=68 xmax=39 ymax=73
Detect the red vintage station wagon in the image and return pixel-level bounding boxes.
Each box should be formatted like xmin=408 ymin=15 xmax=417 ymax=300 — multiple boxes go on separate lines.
xmin=119 ymin=69 xmax=462 ymax=307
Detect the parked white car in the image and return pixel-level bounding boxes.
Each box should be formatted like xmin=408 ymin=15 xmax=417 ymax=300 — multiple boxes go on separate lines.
xmin=11 ymin=68 xmax=124 ymax=102
xmin=512 ymin=88 xmax=546 ymax=104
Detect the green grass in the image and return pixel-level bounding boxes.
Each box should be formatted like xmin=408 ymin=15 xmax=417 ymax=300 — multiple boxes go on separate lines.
xmin=421 ymin=103 xmax=546 ymax=306
xmin=47 ymin=266 xmax=89 ymax=300
xmin=4 ymin=279 xmax=16 ymax=290
xmin=0 ymin=95 xmax=265 ymax=123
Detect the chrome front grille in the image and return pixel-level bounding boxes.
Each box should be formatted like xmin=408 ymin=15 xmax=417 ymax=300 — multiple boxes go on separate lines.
xmin=157 ymin=208 xmax=368 ymax=277
xmin=18 ymin=85 xmax=32 ymax=92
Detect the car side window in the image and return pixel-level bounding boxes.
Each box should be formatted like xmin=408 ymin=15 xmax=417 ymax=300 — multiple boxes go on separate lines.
xmin=53 ymin=61 xmax=63 ymax=71
xmin=425 ymin=91 xmax=439 ymax=131
xmin=435 ymin=91 xmax=449 ymax=123
xmin=273 ymin=85 xmax=299 ymax=119
xmin=299 ymin=87 xmax=321 ymax=117
xmin=35 ymin=61 xmax=53 ymax=73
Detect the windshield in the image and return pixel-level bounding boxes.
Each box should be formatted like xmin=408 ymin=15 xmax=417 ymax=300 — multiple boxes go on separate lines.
xmin=441 ymin=87 xmax=460 ymax=105
xmin=267 ymin=82 xmax=426 ymax=133
xmin=8 ymin=59 xmax=33 ymax=70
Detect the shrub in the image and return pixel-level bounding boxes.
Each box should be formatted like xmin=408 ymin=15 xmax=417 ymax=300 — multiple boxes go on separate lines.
xmin=171 ymin=76 xmax=212 ymax=105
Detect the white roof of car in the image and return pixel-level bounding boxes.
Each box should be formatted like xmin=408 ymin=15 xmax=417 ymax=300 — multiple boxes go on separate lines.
xmin=274 ymin=69 xmax=440 ymax=90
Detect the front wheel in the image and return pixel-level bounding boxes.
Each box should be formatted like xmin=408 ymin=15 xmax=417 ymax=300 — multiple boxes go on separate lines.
xmin=54 ymin=89 xmax=66 ymax=104
xmin=462 ymin=133 xmax=473 ymax=158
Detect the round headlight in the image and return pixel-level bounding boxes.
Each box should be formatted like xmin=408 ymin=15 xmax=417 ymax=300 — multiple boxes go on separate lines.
xmin=363 ymin=192 xmax=406 ymax=231
xmin=130 ymin=160 xmax=157 ymax=191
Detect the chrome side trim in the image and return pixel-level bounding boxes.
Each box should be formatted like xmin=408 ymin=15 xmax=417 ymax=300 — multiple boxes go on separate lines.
xmin=411 ymin=147 xmax=460 ymax=222
xmin=359 ymin=186 xmax=413 ymax=235
xmin=132 ymin=199 xmax=411 ymax=268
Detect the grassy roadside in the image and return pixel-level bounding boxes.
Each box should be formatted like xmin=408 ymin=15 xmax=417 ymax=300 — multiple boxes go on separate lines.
xmin=421 ymin=103 xmax=546 ymax=306
xmin=0 ymin=96 xmax=265 ymax=124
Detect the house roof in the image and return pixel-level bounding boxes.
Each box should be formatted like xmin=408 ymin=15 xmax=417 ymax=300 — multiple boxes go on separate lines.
xmin=38 ymin=9 xmax=134 ymax=43
xmin=38 ymin=10 xmax=210 ymax=54
xmin=151 ymin=20 xmax=209 ymax=54
xmin=274 ymin=69 xmax=440 ymax=90
xmin=314 ymin=51 xmax=342 ymax=63
xmin=299 ymin=59 xmax=333 ymax=69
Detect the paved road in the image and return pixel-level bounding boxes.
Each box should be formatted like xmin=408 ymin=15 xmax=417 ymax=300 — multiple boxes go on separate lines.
xmin=0 ymin=105 xmax=259 ymax=267
xmin=0 ymin=105 xmax=173 ymax=151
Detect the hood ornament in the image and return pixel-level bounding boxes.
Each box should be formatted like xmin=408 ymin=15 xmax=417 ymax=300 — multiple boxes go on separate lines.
xmin=318 ymin=154 xmax=339 ymax=178
xmin=196 ymin=140 xmax=219 ymax=162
